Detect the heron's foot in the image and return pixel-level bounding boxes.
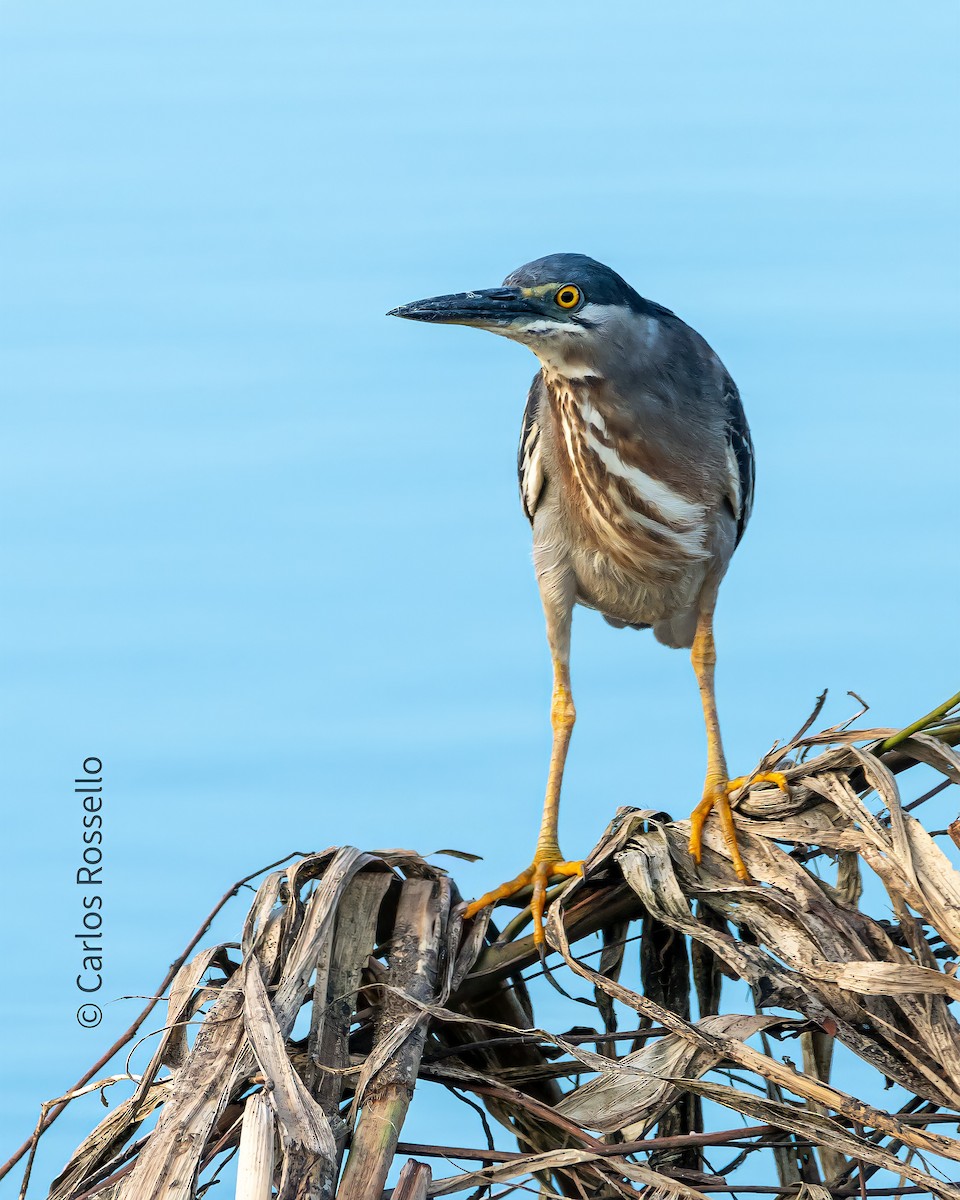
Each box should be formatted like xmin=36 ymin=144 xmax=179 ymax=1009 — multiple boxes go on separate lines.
xmin=688 ymin=771 xmax=789 ymax=880
xmin=464 ymin=857 xmax=583 ymax=946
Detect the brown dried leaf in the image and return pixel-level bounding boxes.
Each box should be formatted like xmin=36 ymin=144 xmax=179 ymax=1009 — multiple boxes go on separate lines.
xmin=243 ymin=955 xmax=337 ymax=1198
xmin=555 ymin=1013 xmax=785 ymax=1134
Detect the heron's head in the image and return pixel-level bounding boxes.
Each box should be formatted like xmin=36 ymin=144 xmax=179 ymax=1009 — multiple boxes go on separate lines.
xmin=389 ymin=253 xmax=661 ymax=380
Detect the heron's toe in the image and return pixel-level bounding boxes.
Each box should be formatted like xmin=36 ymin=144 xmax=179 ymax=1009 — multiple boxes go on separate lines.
xmin=464 ymin=858 xmax=583 ymax=945
xmin=689 ymin=771 xmax=789 ymax=880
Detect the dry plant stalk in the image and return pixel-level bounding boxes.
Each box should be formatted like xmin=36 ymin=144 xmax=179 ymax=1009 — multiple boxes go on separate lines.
xmin=8 ymin=694 xmax=960 ymax=1199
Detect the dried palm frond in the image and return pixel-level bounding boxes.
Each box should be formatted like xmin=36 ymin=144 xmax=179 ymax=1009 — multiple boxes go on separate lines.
xmin=6 ymin=694 xmax=960 ymax=1199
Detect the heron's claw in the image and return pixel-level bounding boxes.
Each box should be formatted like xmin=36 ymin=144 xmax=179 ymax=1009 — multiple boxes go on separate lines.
xmin=688 ymin=770 xmax=789 ymax=879
xmin=464 ymin=858 xmax=583 ymax=946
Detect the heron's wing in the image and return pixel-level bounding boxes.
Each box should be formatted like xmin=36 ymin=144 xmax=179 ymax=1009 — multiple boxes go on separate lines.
xmin=517 ymin=372 xmax=546 ymax=523
xmin=721 ymin=376 xmax=755 ymax=546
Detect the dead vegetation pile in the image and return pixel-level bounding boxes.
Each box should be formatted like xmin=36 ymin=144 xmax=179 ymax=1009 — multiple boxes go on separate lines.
xmin=7 ymin=692 xmax=960 ymax=1199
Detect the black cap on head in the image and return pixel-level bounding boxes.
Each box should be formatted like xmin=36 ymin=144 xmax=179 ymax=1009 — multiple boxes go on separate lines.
xmin=503 ymin=253 xmax=653 ymax=313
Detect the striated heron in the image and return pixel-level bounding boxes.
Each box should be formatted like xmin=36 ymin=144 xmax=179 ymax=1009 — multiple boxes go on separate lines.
xmin=389 ymin=253 xmax=786 ymax=944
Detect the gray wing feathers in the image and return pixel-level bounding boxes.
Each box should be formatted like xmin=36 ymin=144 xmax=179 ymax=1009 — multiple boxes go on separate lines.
xmin=517 ymin=374 xmax=545 ymax=523
xmin=655 ymin=376 xmax=754 ymax=651
xmin=722 ymin=378 xmax=755 ymax=546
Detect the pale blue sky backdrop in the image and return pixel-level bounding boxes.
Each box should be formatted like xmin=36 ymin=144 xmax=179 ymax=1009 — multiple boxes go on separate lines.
xmin=1 ymin=1 xmax=958 ymax=1192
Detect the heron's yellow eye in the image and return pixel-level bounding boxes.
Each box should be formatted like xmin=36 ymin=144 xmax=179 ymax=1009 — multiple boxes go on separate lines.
xmin=555 ymin=284 xmax=581 ymax=309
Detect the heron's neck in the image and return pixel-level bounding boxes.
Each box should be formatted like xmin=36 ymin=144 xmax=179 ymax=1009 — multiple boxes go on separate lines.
xmin=538 ymin=355 xmax=603 ymax=386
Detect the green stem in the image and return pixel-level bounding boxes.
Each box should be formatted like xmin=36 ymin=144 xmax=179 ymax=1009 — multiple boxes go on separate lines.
xmin=880 ymin=690 xmax=960 ymax=753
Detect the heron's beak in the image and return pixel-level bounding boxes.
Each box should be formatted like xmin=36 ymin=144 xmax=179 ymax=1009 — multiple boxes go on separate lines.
xmin=387 ymin=287 xmax=540 ymax=329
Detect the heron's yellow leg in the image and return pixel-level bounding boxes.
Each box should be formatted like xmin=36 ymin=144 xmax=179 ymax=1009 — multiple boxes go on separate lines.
xmin=687 ymin=609 xmax=789 ymax=878
xmin=464 ymin=658 xmax=583 ymax=945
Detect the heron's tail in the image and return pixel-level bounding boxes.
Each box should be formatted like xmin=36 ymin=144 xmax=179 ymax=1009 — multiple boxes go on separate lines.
xmin=652 ymin=609 xmax=697 ymax=649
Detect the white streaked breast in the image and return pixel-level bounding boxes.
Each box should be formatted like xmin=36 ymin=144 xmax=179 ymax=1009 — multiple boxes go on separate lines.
xmin=556 ymin=389 xmax=709 ymax=560
xmin=583 ymin=425 xmax=706 ymax=528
